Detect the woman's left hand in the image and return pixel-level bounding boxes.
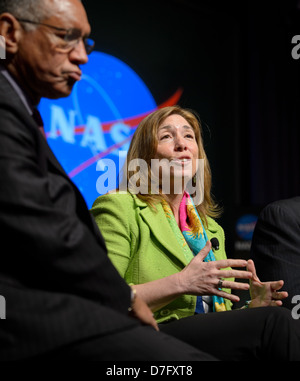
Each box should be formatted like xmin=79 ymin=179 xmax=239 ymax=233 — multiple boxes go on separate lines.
xmin=247 ymin=260 xmax=288 ymax=308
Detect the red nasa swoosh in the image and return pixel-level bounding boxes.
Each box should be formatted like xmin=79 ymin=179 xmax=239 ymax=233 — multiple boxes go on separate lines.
xmin=61 ymin=88 xmax=183 ymax=178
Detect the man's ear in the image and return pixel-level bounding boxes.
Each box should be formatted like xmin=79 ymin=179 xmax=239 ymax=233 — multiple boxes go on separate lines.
xmin=0 ymin=13 xmax=22 ymax=54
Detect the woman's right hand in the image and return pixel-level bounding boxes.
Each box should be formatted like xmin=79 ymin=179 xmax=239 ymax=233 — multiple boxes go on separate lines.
xmin=129 ymin=293 xmax=159 ymax=331
xmin=177 ymin=241 xmax=253 ymax=303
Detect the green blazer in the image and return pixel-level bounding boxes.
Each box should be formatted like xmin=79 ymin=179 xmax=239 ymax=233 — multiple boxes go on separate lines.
xmin=91 ymin=192 xmax=232 ymax=323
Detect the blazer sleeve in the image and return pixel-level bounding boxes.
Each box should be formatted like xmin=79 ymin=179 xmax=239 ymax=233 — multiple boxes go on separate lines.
xmin=91 ymin=193 xmax=134 ymax=278
xmin=250 ymin=201 xmax=300 ymax=309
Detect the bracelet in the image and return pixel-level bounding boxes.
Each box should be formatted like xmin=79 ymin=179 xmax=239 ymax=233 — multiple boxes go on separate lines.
xmin=242 ymin=300 xmax=251 ymax=309
xmin=128 ymin=287 xmax=137 ymax=312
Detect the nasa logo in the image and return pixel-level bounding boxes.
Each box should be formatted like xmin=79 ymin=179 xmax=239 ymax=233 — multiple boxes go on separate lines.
xmin=39 ymin=51 xmax=182 ymax=208
xmin=235 ymin=214 xmax=258 ymax=241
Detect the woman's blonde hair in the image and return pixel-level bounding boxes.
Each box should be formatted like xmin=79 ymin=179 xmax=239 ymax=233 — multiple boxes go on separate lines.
xmin=122 ymin=105 xmax=221 ymax=221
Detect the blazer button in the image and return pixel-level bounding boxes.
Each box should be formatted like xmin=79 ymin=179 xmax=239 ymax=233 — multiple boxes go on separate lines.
xmin=160 ymin=309 xmax=170 ymax=316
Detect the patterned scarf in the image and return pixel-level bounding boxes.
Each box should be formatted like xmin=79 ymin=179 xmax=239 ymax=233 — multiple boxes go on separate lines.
xmin=162 ymin=192 xmax=226 ymax=313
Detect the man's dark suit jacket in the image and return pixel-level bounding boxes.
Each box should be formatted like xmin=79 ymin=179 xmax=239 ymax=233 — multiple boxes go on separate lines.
xmin=0 ymin=73 xmax=138 ymax=360
xmin=251 ymin=197 xmax=300 ymax=310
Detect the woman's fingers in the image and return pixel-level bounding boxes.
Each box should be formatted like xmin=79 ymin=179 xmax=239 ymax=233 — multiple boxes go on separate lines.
xmin=246 ymin=259 xmax=261 ymax=283
xmin=218 ymin=269 xmax=253 ymax=281
xmin=216 ymin=290 xmax=241 ymax=303
xmin=196 ymin=241 xmax=212 ymax=261
xmin=269 ymin=280 xmax=284 ymax=291
xmin=215 ymin=259 xmax=249 ymax=269
xmin=272 ymin=290 xmax=288 ymax=300
xmin=218 ymin=280 xmax=250 ymax=291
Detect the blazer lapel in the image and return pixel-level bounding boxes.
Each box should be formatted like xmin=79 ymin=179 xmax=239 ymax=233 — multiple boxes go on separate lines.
xmin=39 ymin=135 xmax=70 ymax=179
xmin=40 ymin=136 xmax=101 ymax=235
xmin=30 ymin=110 xmax=100 ymax=236
xmin=134 ymin=196 xmax=189 ymax=267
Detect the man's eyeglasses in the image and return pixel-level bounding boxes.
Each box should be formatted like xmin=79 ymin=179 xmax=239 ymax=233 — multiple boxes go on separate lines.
xmin=17 ymin=19 xmax=95 ymax=55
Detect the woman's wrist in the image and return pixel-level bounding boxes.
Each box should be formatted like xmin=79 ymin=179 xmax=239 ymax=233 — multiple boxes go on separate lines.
xmin=128 ymin=286 xmax=137 ymax=312
xmin=241 ymin=300 xmax=251 ymax=309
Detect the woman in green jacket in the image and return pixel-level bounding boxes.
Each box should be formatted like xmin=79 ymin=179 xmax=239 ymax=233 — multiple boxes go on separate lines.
xmin=91 ymin=106 xmax=296 ymax=360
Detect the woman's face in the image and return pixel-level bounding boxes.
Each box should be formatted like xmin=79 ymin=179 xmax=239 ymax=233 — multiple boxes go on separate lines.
xmin=153 ymin=114 xmax=199 ymax=191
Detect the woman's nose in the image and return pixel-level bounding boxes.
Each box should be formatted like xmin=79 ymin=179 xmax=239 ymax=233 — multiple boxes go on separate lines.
xmin=174 ymin=135 xmax=187 ymax=151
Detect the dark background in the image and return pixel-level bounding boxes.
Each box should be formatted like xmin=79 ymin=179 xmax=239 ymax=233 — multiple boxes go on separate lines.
xmin=83 ymin=0 xmax=300 ymax=268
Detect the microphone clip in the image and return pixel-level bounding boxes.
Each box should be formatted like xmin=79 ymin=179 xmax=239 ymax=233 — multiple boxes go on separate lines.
xmin=210 ymin=237 xmax=219 ymax=251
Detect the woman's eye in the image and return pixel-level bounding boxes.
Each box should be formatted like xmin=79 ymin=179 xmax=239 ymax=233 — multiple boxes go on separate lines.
xmin=160 ymin=134 xmax=171 ymax=140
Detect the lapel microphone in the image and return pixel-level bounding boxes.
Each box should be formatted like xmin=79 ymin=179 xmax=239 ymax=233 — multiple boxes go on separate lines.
xmin=210 ymin=237 xmax=220 ymax=250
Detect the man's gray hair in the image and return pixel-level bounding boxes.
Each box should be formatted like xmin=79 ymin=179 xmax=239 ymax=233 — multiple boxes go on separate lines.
xmin=0 ymin=0 xmax=51 ymax=23
xmin=0 ymin=0 xmax=82 ymax=30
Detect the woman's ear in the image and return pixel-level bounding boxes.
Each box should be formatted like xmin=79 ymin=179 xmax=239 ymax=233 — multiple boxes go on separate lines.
xmin=0 ymin=13 xmax=22 ymax=54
